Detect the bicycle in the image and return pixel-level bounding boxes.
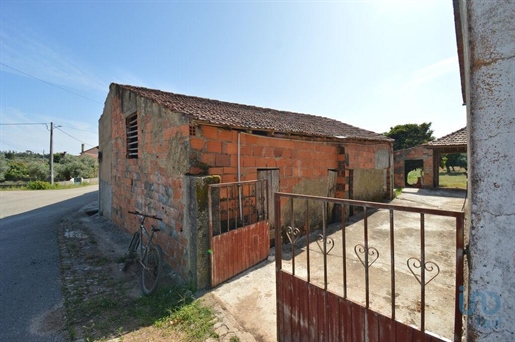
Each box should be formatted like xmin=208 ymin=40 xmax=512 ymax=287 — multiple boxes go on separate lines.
xmin=122 ymin=210 xmax=164 ymax=295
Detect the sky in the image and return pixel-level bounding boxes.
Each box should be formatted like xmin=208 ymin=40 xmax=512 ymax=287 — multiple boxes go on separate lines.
xmin=0 ymin=0 xmax=466 ymax=156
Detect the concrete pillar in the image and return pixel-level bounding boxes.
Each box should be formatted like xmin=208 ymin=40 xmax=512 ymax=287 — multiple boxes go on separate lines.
xmin=184 ymin=175 xmax=220 ymax=290
xmin=458 ymin=0 xmax=515 ymax=339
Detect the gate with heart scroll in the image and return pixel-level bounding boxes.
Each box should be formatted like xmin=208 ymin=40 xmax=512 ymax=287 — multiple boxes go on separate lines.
xmin=274 ymin=192 xmax=465 ymax=342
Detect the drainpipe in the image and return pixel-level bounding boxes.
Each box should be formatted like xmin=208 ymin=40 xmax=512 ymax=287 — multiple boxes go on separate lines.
xmin=237 ymin=132 xmax=243 ymax=223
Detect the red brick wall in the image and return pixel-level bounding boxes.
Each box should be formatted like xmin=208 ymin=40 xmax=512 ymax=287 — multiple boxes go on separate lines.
xmin=102 ymin=87 xmax=392 ymax=282
xmin=190 ymin=126 xmax=341 ymax=195
xmin=345 ymin=141 xmax=393 ymax=200
xmin=190 ymin=125 xmax=392 ymax=200
xmin=394 ymin=146 xmax=434 ymax=188
xmin=108 ymin=92 xmax=192 ymax=278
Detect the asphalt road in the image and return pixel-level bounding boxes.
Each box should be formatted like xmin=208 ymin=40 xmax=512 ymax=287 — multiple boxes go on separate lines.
xmin=0 ymin=185 xmax=99 ymax=341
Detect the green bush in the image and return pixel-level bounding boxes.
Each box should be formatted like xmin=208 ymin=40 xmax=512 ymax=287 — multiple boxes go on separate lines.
xmin=27 ymin=181 xmax=53 ymax=190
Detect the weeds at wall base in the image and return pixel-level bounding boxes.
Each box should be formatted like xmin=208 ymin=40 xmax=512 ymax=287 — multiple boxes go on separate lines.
xmin=56 ymin=210 xmax=217 ymax=341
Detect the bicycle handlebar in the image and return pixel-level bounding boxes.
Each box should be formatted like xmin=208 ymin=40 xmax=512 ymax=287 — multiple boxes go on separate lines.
xmin=128 ymin=210 xmax=163 ymax=221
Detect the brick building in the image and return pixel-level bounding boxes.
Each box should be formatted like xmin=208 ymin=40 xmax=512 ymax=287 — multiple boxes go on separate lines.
xmin=99 ymin=83 xmax=393 ymax=287
xmin=393 ymin=127 xmax=467 ymax=188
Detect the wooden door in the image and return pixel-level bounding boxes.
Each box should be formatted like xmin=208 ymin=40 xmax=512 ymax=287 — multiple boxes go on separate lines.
xmin=258 ymin=169 xmax=279 ymax=242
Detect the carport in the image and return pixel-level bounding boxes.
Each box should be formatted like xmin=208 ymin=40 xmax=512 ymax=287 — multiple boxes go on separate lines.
xmin=394 ymin=127 xmax=467 ymax=189
xmin=425 ymin=127 xmax=467 ymax=188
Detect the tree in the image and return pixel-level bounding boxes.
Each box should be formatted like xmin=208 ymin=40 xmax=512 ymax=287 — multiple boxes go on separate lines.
xmin=55 ymin=155 xmax=97 ymax=181
xmin=5 ymin=160 xmax=29 ymax=181
xmin=0 ymin=153 xmax=8 ymax=181
xmin=27 ymin=160 xmax=50 ymax=181
xmin=443 ymin=153 xmax=467 ymax=172
xmin=384 ymin=122 xmax=435 ymax=151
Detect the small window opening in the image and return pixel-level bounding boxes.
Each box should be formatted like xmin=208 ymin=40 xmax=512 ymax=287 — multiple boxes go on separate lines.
xmin=126 ymin=113 xmax=138 ymax=159
xmin=189 ymin=125 xmax=196 ymax=136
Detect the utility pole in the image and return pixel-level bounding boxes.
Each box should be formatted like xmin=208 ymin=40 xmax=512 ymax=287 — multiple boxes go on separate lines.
xmin=50 ymin=122 xmax=54 ymax=184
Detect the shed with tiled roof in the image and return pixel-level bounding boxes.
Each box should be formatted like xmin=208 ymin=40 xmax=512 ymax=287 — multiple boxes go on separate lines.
xmin=425 ymin=127 xmax=467 ymax=150
xmin=117 ymin=84 xmax=391 ymax=142
xmin=394 ymin=127 xmax=467 ymax=189
xmin=99 ymin=83 xmax=394 ymax=288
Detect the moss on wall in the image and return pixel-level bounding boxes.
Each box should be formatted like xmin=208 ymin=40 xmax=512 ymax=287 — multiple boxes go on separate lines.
xmin=195 ymin=175 xmax=221 ymax=211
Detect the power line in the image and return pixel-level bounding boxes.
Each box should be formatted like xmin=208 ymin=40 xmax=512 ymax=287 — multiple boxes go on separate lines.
xmin=59 ymin=125 xmax=98 ymax=134
xmin=0 ymin=139 xmax=26 ymax=150
xmin=55 ymin=126 xmax=95 ymax=147
xmin=0 ymin=123 xmax=47 ymax=125
xmin=0 ymin=62 xmax=103 ymax=105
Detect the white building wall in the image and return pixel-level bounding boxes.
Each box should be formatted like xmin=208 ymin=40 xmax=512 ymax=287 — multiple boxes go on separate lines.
xmin=462 ymin=0 xmax=515 ymax=339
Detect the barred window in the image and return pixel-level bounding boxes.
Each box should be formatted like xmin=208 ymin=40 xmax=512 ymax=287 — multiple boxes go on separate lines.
xmin=126 ymin=113 xmax=138 ymax=159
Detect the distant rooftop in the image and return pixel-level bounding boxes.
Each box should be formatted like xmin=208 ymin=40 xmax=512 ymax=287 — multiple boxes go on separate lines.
xmin=426 ymin=127 xmax=467 ymax=147
xmin=115 ymin=83 xmax=391 ymax=142
xmin=81 ymin=146 xmax=99 ymax=158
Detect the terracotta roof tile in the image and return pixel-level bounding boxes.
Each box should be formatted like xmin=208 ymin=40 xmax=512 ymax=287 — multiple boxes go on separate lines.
xmin=115 ymin=84 xmax=391 ymax=141
xmin=426 ymin=127 xmax=467 ymax=147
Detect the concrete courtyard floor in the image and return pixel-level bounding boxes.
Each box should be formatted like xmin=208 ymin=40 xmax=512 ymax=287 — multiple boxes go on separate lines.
xmin=208 ymin=188 xmax=466 ymax=342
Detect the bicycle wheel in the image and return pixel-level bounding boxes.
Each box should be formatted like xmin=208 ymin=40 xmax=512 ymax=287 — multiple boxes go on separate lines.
xmin=122 ymin=231 xmax=140 ymax=272
xmin=140 ymin=244 xmax=163 ymax=295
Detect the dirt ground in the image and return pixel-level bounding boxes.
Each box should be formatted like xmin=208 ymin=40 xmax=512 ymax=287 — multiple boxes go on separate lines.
xmin=53 ymin=202 xmax=252 ymax=342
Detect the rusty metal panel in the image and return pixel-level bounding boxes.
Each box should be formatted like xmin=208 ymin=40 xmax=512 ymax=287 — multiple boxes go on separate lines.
xmin=282 ymin=272 xmax=293 ymax=342
xmin=351 ymin=301 xmax=366 ymax=342
xmin=395 ymin=320 xmax=413 ymax=341
xmin=276 ymin=271 xmax=285 ymax=342
xmin=411 ymin=327 xmax=425 ymax=342
xmin=275 ymin=190 xmax=460 ymax=342
xmin=210 ymin=220 xmax=269 ymax=287
xmin=277 ymin=270 xmax=449 ymax=342
xmin=377 ymin=311 xmax=393 ymax=341
xmin=340 ymin=297 xmax=353 ymax=341
xmin=295 ymin=278 xmax=310 ymax=342
xmin=307 ymin=282 xmax=319 ymax=342
xmin=291 ymin=275 xmax=301 ymax=342
xmin=367 ymin=309 xmax=379 ymax=341
xmin=316 ymin=285 xmax=327 ymax=341
xmin=326 ymin=291 xmax=341 ymax=342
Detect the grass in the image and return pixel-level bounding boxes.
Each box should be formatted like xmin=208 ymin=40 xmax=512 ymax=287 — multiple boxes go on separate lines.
xmin=154 ymin=294 xmax=216 ymax=339
xmin=0 ymin=181 xmax=97 ymax=191
xmin=62 ymin=262 xmax=217 ymax=341
xmin=71 ymin=285 xmax=215 ymax=340
xmin=407 ymin=168 xmax=422 ymax=186
xmin=406 ymin=168 xmax=467 ymax=189
xmin=439 ymin=168 xmax=467 ymax=189
xmin=58 ymin=218 xmax=216 ymax=342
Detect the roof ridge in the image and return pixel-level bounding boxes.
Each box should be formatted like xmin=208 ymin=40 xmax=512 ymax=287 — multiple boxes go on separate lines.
xmin=116 ymin=83 xmax=348 ymax=122
xmin=113 ymin=83 xmax=390 ymax=141
xmin=426 ymin=126 xmax=467 ymax=146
